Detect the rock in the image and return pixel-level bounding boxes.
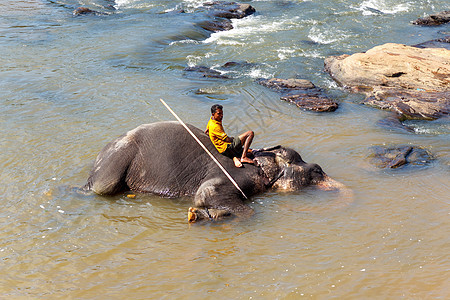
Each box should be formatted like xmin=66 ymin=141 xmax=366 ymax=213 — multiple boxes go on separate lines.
xmin=413 ymin=36 xmax=450 ymax=50
xmin=412 ymin=11 xmax=450 ymax=26
xmin=257 ymin=78 xmax=316 ymax=91
xmin=198 ymin=1 xmax=256 ymax=32
xmin=185 ymin=62 xmax=259 ymax=82
xmin=369 ymin=145 xmax=434 ymax=169
xmin=324 ymin=43 xmax=450 ymax=120
xmin=204 ymin=2 xmax=256 ymax=19
xmin=194 ymin=87 xmax=230 ymax=95
xmin=159 ymin=9 xmax=186 ymax=15
xmin=198 ymin=19 xmax=233 ymax=32
xmin=73 ymin=6 xmax=111 ymax=16
xmin=362 ymin=87 xmax=450 ymax=120
xmin=363 ymin=6 xmax=384 ymax=15
xmin=73 ymin=7 xmax=99 ymax=16
xmin=281 ymin=94 xmax=338 ymax=112
xmin=221 ymin=61 xmax=258 ymax=69
xmin=184 ymin=66 xmax=229 ymax=79
xmin=325 ymin=44 xmax=450 ymax=91
xmin=258 ymin=77 xmax=338 ymax=112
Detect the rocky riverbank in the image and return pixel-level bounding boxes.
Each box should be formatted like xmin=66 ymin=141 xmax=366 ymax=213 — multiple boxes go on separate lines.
xmin=324 ymin=43 xmax=450 ymax=120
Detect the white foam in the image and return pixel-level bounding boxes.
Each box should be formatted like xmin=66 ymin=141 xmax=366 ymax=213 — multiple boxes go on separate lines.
xmin=182 ymin=0 xmax=207 ymax=8
xmin=244 ymin=68 xmax=273 ymax=79
xmin=308 ymin=27 xmax=350 ymax=45
xmin=204 ymin=15 xmax=291 ymax=45
xmin=114 ymin=0 xmax=154 ymax=9
xmin=356 ymin=0 xmax=411 ymax=15
xmin=276 ymin=47 xmax=323 ymax=60
xmin=114 ymin=0 xmax=134 ymax=8
xmin=163 ymin=5 xmax=183 ymax=13
xmin=325 ymin=78 xmax=339 ymax=89
xmin=300 ymin=50 xmax=322 ymax=59
xmin=414 ymin=128 xmax=432 ymax=134
xmin=186 ymin=52 xmax=216 ymax=67
xmin=277 ymin=47 xmax=296 ymax=60
xmin=169 ymin=39 xmax=201 ymax=46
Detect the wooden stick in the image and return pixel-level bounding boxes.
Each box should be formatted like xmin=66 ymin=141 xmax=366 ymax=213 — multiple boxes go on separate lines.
xmin=160 ymin=99 xmax=248 ymax=200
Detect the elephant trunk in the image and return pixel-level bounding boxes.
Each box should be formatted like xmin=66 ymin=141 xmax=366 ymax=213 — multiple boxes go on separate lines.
xmin=317 ymin=175 xmax=354 ymax=209
xmin=316 ymin=175 xmax=345 ymax=190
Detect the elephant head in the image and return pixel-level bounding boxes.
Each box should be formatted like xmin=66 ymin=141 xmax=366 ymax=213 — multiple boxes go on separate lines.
xmin=254 ymin=146 xmax=339 ymax=191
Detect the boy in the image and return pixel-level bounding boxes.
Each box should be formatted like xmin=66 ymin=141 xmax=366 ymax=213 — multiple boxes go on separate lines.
xmin=205 ymin=104 xmax=255 ymax=168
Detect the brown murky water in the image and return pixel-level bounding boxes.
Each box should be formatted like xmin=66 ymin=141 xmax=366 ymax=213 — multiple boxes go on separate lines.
xmin=1 ymin=0 xmax=449 ymax=298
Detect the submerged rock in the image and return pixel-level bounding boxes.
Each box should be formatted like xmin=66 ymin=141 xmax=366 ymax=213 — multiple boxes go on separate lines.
xmin=198 ymin=19 xmax=233 ymax=32
xmin=73 ymin=7 xmax=100 ymax=16
xmin=198 ymin=1 xmax=256 ymax=32
xmin=413 ymin=36 xmax=450 ymax=50
xmin=412 ymin=11 xmax=450 ymax=26
xmin=204 ymin=2 xmax=256 ymax=19
xmin=73 ymin=4 xmax=114 ymax=16
xmin=184 ymin=66 xmax=229 ymax=79
xmin=369 ymin=145 xmax=434 ymax=169
xmin=361 ymin=87 xmax=450 ymax=120
xmin=281 ymin=94 xmax=338 ymax=112
xmin=221 ymin=61 xmax=258 ymax=70
xmin=324 ymin=43 xmax=450 ymax=120
xmin=376 ymin=114 xmax=415 ymax=133
xmin=257 ymin=78 xmax=316 ymax=91
xmin=258 ymin=78 xmax=338 ymax=112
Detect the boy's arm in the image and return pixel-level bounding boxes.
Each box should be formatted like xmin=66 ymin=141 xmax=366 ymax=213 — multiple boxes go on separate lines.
xmin=204 ymin=128 xmax=209 ymax=135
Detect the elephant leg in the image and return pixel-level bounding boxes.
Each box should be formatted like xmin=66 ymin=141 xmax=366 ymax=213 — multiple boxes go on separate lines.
xmin=187 ymin=204 xmax=254 ymax=223
xmin=84 ymin=135 xmax=138 ymax=195
xmin=188 ymin=179 xmax=254 ymax=223
xmin=188 ymin=207 xmax=232 ymax=222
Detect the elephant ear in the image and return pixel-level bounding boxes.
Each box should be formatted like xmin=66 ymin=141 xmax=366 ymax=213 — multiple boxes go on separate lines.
xmin=273 ymin=147 xmax=305 ymax=164
xmin=254 ymin=150 xmax=282 ymax=183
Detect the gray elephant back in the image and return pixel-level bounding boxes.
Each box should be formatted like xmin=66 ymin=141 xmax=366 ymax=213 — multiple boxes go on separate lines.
xmin=85 ymin=121 xmax=252 ymax=197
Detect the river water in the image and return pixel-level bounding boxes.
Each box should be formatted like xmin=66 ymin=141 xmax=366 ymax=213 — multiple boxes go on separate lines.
xmin=1 ymin=0 xmax=449 ymax=298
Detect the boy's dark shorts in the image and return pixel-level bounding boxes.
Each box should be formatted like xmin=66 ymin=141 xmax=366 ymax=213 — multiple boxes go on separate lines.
xmin=222 ymin=137 xmax=242 ymax=158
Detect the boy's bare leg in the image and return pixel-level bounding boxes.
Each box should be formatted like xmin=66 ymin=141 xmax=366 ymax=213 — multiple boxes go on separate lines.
xmin=239 ymin=130 xmax=255 ymax=164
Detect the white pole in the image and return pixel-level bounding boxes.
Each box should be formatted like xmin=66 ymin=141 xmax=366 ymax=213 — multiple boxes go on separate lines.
xmin=160 ymin=99 xmax=248 ymax=200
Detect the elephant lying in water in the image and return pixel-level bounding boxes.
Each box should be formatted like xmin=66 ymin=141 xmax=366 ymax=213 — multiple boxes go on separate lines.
xmin=83 ymin=121 xmax=345 ymax=222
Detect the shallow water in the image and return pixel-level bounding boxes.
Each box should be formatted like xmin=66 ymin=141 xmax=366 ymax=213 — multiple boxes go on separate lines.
xmin=1 ymin=0 xmax=449 ymax=298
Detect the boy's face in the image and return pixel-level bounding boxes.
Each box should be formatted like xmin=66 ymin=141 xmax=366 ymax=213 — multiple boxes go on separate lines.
xmin=212 ymin=108 xmax=223 ymax=122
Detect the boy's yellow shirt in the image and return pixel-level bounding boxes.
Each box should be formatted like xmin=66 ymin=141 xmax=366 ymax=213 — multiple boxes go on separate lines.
xmin=206 ymin=118 xmax=229 ymax=153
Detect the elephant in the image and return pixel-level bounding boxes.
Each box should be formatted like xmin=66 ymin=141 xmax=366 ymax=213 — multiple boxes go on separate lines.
xmin=83 ymin=121 xmax=346 ymax=222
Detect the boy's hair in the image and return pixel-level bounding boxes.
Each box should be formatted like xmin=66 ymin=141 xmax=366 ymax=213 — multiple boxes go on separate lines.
xmin=211 ymin=104 xmax=223 ymax=114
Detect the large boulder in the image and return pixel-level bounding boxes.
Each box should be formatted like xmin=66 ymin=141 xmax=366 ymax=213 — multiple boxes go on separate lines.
xmin=324 ymin=43 xmax=450 ymax=120
xmin=412 ymin=11 xmax=450 ymax=26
